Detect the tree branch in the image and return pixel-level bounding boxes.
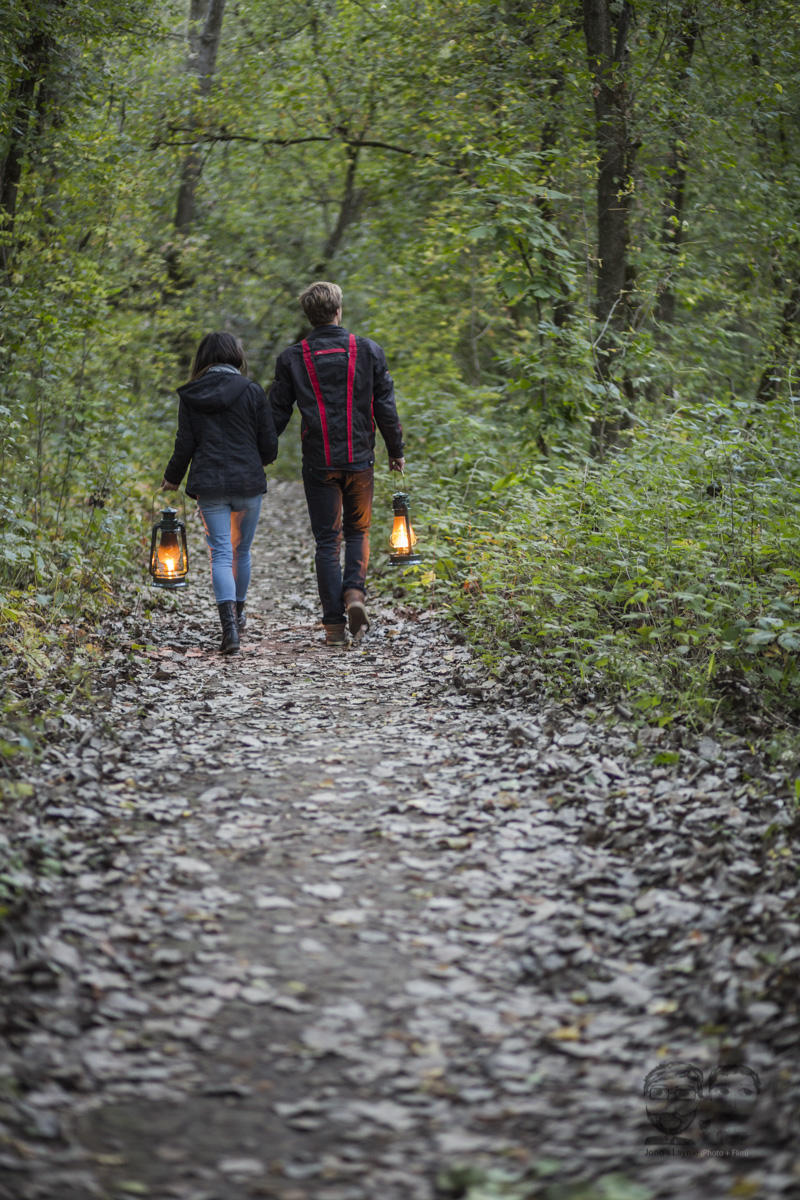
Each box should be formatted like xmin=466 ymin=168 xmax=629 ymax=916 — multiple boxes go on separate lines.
xmin=153 ymin=128 xmax=423 ymax=158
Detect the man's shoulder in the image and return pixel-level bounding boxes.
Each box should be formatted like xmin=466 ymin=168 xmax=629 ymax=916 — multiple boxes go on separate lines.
xmin=276 ymin=331 xmax=385 ymax=362
xmin=275 ymin=341 xmax=304 ymax=367
xmin=354 ymin=333 xmax=386 ymax=360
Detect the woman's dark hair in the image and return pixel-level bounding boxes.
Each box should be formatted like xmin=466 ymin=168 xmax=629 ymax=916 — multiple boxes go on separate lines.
xmin=190 ymin=332 xmax=248 ymax=380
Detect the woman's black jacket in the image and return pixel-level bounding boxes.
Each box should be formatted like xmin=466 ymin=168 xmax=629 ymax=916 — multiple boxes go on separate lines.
xmin=163 ymin=368 xmax=278 ymax=498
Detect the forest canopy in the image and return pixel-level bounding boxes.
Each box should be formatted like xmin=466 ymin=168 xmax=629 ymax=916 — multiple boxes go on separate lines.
xmin=2 ymin=0 xmax=800 ymax=734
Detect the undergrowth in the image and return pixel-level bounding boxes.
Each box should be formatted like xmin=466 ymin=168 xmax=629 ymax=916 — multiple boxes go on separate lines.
xmin=0 ymin=479 xmax=162 ymax=790
xmin=6 ymin=365 xmax=800 ymax=778
xmin=378 ymin=388 xmax=800 ymax=743
xmin=436 ymin=1162 xmax=653 ymax=1200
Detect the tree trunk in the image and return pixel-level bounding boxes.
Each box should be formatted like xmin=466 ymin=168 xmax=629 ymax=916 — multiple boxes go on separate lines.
xmin=311 ymin=146 xmax=362 ymax=277
xmin=582 ymin=0 xmax=635 ymax=457
xmin=187 ymin=0 xmax=208 ymax=58
xmin=288 ymin=145 xmax=364 ymax=345
xmin=754 ymin=272 xmax=800 ymax=404
xmin=655 ymin=6 xmax=699 ymax=328
xmin=0 ymin=31 xmax=51 ymax=273
xmin=743 ymin=13 xmax=799 ymax=404
xmin=173 ymin=0 xmax=227 ymax=234
xmin=538 ymin=68 xmax=572 ymax=332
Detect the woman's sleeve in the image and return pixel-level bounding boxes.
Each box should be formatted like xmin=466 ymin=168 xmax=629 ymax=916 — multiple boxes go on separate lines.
xmin=256 ymin=385 xmax=279 ymax=465
xmin=163 ymin=399 xmax=197 ymax=485
xmin=268 ymin=353 xmax=296 ymax=437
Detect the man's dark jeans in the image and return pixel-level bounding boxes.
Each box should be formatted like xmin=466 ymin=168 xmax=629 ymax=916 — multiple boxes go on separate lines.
xmin=302 ymin=464 xmax=374 ymax=626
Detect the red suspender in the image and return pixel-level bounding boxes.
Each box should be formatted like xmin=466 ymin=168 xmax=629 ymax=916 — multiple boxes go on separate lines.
xmin=346 ymin=334 xmax=357 ymax=463
xmin=302 ymin=340 xmax=332 ymax=466
xmin=302 ymin=336 xmax=357 ymax=465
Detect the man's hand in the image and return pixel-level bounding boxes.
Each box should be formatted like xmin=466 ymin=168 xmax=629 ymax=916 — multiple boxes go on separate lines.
xmin=161 ymin=477 xmax=179 ymax=491
xmin=389 ymin=457 xmax=405 ymax=473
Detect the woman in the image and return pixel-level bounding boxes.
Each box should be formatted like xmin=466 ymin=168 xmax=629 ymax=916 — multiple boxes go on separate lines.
xmin=161 ymin=332 xmax=278 ymax=654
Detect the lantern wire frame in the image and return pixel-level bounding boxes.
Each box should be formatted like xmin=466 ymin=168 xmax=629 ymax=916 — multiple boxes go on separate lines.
xmin=149 ymin=492 xmax=190 ymax=589
xmin=389 ymin=471 xmax=422 ymax=567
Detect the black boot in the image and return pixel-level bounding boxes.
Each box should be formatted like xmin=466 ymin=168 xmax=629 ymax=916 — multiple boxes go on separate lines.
xmin=218 ymin=601 xmax=240 ymax=654
xmin=236 ymin=600 xmax=247 ymax=632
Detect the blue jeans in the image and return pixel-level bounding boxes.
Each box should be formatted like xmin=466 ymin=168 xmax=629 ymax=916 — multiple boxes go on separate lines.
xmin=302 ymin=465 xmax=373 ymax=625
xmin=196 ymin=492 xmax=263 ymax=604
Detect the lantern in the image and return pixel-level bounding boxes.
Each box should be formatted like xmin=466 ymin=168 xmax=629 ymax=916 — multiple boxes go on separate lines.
xmin=389 ymin=491 xmax=421 ymax=566
xmin=149 ymin=505 xmax=189 ymax=589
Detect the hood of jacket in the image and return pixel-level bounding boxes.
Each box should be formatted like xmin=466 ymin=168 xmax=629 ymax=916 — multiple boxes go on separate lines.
xmin=176 ymin=369 xmax=252 ymax=414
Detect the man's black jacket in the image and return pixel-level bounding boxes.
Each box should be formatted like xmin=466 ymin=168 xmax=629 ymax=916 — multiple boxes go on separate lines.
xmin=268 ymin=324 xmax=404 ymax=468
xmin=163 ymin=367 xmax=278 ymax=498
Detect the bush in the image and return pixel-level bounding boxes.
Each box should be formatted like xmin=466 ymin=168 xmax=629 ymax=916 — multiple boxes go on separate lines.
xmin=386 ymin=392 xmax=800 ymax=731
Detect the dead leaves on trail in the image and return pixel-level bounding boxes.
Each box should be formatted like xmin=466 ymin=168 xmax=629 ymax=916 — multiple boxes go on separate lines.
xmin=0 ymin=482 xmax=797 ymax=1199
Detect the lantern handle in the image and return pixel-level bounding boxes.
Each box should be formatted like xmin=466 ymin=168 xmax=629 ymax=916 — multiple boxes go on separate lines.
xmin=151 ymin=490 xmax=188 ymax=525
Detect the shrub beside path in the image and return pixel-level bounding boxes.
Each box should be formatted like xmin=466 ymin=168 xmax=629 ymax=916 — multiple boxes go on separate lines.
xmin=0 ymin=481 xmax=798 ymax=1200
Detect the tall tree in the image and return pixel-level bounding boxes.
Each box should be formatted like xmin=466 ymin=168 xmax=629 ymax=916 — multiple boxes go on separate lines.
xmin=755 ymin=274 xmax=800 ymax=404
xmin=0 ymin=27 xmax=51 ymax=273
xmin=582 ymin=0 xmax=636 ymax=456
xmin=174 ymin=0 xmax=227 ymax=234
xmin=655 ymin=3 xmax=700 ymax=329
xmin=743 ymin=1 xmax=800 ymax=404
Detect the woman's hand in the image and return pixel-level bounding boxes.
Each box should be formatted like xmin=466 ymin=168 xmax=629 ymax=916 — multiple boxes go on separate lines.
xmin=161 ymin=477 xmax=179 ymax=491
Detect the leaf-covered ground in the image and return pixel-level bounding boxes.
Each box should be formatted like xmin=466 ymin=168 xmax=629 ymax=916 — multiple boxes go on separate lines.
xmin=0 ymin=482 xmax=798 ymax=1200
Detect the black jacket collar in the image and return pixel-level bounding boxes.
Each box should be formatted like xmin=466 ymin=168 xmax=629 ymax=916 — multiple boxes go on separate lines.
xmin=305 ymin=324 xmax=349 ymax=341
xmin=177 ymin=370 xmax=250 ymax=413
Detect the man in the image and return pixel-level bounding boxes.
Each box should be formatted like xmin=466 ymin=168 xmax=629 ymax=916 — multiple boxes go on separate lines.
xmin=268 ymin=281 xmax=405 ymax=645
xmin=643 ymin=1060 xmax=702 ymax=1146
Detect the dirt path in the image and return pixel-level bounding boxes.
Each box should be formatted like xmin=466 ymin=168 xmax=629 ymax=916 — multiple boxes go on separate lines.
xmin=1 ymin=481 xmax=798 ymax=1200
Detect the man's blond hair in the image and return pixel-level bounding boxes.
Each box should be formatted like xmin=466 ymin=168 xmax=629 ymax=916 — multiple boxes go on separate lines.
xmin=299 ymin=281 xmax=343 ymax=327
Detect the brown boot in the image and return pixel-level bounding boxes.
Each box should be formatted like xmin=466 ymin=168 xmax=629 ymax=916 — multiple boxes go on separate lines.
xmin=344 ymin=589 xmax=369 ymax=636
xmin=324 ymin=623 xmax=347 ymax=646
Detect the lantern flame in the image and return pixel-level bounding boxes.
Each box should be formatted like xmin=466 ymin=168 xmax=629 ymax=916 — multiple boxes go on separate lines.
xmin=149 ymin=508 xmax=188 ymax=588
xmin=156 ymin=534 xmax=182 ymax=577
xmin=390 ymin=515 xmax=417 ymax=551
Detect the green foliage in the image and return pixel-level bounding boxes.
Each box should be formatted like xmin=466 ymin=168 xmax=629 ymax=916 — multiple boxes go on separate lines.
xmin=4 ymin=0 xmax=800 ymax=752
xmin=388 ymin=392 xmax=800 ymax=729
xmin=436 ymin=1164 xmax=653 ymax=1200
